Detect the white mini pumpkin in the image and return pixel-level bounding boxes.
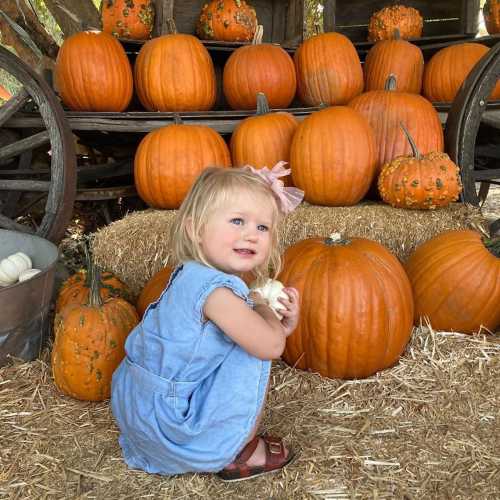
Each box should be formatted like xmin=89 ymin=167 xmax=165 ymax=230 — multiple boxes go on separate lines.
xmin=0 ymin=252 xmax=32 ymax=285
xmin=251 ymin=279 xmax=288 ymax=320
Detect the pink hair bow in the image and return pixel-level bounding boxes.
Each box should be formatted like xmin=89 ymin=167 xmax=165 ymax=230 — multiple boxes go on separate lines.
xmin=244 ymin=161 xmax=304 ymax=214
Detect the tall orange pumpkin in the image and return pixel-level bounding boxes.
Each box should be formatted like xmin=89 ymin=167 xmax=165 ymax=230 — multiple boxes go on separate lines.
xmin=134 ymin=120 xmax=231 ymax=208
xmin=222 ymin=31 xmax=296 ymax=110
xmin=52 ymin=267 xmax=139 ymax=401
xmin=196 ymin=0 xmax=257 ymax=42
xmin=55 ymin=31 xmax=133 ymax=112
xmin=230 ymin=92 xmax=298 ymax=184
xmin=405 ymin=230 xmax=500 ymax=334
xmin=364 ymin=30 xmax=424 ymax=93
xmin=134 ymin=33 xmax=216 ymax=111
xmin=294 ymin=32 xmax=364 ymax=107
xmin=136 ymin=266 xmax=173 ymax=317
xmin=278 ymin=234 xmax=414 ymax=379
xmin=101 ymin=0 xmax=155 ymax=40
xmin=423 ymin=43 xmax=500 ymax=103
xmin=290 ymin=106 xmax=377 ymax=206
xmin=349 ymin=75 xmax=443 ymax=174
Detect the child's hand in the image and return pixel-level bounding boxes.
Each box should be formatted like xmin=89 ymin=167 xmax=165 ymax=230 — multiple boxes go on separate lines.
xmin=276 ymin=287 xmax=300 ymax=336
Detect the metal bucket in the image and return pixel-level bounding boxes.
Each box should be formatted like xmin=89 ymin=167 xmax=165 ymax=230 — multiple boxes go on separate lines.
xmin=0 ymin=229 xmax=58 ymax=366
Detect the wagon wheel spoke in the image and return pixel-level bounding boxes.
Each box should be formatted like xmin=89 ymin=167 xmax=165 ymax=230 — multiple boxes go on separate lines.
xmin=0 ymin=46 xmax=76 ymax=243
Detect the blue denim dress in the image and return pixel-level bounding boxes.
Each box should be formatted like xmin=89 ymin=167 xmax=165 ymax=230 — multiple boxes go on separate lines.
xmin=111 ymin=261 xmax=272 ymax=475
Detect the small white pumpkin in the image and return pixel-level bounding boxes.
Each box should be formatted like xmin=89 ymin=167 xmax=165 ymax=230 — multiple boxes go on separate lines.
xmin=18 ymin=268 xmax=42 ymax=282
xmin=0 ymin=252 xmax=32 ymax=285
xmin=251 ymin=278 xmax=288 ymax=320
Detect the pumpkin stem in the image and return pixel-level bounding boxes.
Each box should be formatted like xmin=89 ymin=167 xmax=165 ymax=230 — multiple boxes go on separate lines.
xmin=82 ymin=241 xmax=92 ymax=287
xmin=87 ymin=250 xmax=104 ymax=308
xmin=400 ymin=122 xmax=421 ymax=160
xmin=252 ymin=24 xmax=263 ymax=45
xmin=256 ymin=92 xmax=270 ymax=115
xmin=384 ymin=74 xmax=397 ymax=91
xmin=393 ymin=28 xmax=401 ymax=40
xmin=484 ymin=237 xmax=500 ymax=257
xmin=325 ymin=232 xmax=350 ymax=246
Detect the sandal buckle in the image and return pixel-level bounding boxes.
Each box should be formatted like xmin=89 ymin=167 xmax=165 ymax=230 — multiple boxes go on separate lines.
xmin=268 ymin=441 xmax=282 ymax=455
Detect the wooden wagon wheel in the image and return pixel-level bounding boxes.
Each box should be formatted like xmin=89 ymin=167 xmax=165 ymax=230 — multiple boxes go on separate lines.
xmin=445 ymin=41 xmax=500 ymax=206
xmin=0 ymin=46 xmax=76 ymax=243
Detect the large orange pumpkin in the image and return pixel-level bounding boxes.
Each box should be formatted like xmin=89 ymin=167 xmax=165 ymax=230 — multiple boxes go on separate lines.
xmin=405 ymin=230 xmax=500 ymax=333
xmin=134 ymin=120 xmax=231 ymax=208
xmin=423 ymin=43 xmax=500 ymax=103
xmin=230 ymin=92 xmax=298 ymax=184
xmin=294 ymin=32 xmax=364 ymax=106
xmin=136 ymin=265 xmax=173 ymax=317
xmin=196 ymin=0 xmax=257 ymax=42
xmin=101 ymin=0 xmax=155 ymax=40
xmin=483 ymin=0 xmax=500 ymax=35
xmin=278 ymin=234 xmax=414 ymax=379
xmin=55 ymin=31 xmax=133 ymax=112
xmin=52 ymin=267 xmax=139 ymax=401
xmin=367 ymin=5 xmax=423 ymax=42
xmin=364 ymin=30 xmax=423 ymax=93
xmin=349 ymin=75 xmax=443 ymax=174
xmin=134 ymin=33 xmax=216 ymax=111
xmin=222 ymin=32 xmax=296 ymax=110
xmin=290 ymin=106 xmax=377 ymax=206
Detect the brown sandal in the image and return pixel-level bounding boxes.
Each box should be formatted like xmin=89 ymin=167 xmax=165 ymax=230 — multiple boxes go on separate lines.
xmin=217 ymin=434 xmax=295 ymax=482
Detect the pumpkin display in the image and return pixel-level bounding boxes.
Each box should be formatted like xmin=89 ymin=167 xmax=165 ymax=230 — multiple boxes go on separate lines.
xmin=230 ymin=92 xmax=298 ymax=184
xmin=423 ymin=43 xmax=500 ymax=103
xmin=483 ymin=0 xmax=500 ymax=35
xmin=364 ymin=29 xmax=424 ymax=93
xmin=134 ymin=120 xmax=231 ymax=209
xmin=290 ymin=106 xmax=377 ymax=206
xmin=52 ymin=266 xmax=139 ymax=401
xmin=134 ymin=33 xmax=216 ymax=111
xmin=378 ymin=123 xmax=462 ymax=209
xmin=196 ymin=0 xmax=257 ymax=42
xmin=136 ymin=265 xmax=173 ymax=317
xmin=278 ymin=234 xmax=414 ymax=379
xmin=367 ymin=5 xmax=423 ymax=42
xmin=101 ymin=0 xmax=155 ymax=40
xmin=294 ymin=32 xmax=364 ymax=107
xmin=55 ymin=31 xmax=133 ymax=112
xmin=222 ymin=27 xmax=296 ymax=109
xmin=349 ymin=75 xmax=444 ymax=174
xmin=405 ymin=230 xmax=500 ymax=334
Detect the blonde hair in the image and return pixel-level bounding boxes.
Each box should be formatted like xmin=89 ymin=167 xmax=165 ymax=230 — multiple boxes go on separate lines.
xmin=170 ymin=167 xmax=283 ymax=284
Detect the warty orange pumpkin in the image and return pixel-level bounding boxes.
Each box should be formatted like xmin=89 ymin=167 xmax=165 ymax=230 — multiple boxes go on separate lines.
xmin=367 ymin=5 xmax=423 ymax=42
xmin=134 ymin=119 xmax=231 ymax=209
xmin=101 ymin=0 xmax=155 ymax=40
xmin=290 ymin=106 xmax=377 ymax=206
xmin=55 ymin=30 xmax=133 ymax=112
xmin=134 ymin=33 xmax=216 ymax=111
xmin=405 ymin=229 xmax=500 ymax=334
xmin=278 ymin=233 xmax=414 ymax=379
xmin=294 ymin=32 xmax=364 ymax=106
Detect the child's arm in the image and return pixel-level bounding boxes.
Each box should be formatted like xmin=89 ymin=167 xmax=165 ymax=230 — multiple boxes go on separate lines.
xmin=204 ymin=288 xmax=288 ymax=360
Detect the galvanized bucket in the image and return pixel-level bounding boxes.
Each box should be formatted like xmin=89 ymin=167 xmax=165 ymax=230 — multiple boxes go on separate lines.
xmin=0 ymin=229 xmax=59 ymax=366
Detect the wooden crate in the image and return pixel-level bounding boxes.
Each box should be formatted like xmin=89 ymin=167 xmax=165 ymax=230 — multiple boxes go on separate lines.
xmin=322 ymin=0 xmax=480 ymax=44
xmin=153 ymin=0 xmax=306 ymax=46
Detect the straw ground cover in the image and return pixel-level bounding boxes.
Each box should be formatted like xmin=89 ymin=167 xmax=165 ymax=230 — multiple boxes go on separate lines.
xmin=0 ymin=324 xmax=499 ymax=499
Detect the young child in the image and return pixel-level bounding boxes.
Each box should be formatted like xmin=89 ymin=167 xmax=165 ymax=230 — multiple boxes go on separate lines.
xmin=111 ymin=163 xmax=304 ymax=481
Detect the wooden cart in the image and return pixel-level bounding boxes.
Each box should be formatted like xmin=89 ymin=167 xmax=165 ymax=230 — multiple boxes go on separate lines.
xmin=0 ymin=0 xmax=498 ymax=244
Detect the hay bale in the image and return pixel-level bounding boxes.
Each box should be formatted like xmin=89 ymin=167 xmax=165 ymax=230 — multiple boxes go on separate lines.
xmin=91 ymin=202 xmax=485 ymax=296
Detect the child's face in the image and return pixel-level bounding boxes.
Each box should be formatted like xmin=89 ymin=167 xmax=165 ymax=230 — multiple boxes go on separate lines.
xmin=199 ymin=189 xmax=274 ymax=275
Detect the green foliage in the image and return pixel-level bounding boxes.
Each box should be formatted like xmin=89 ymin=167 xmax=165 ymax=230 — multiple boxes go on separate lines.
xmin=305 ymin=0 xmax=323 ymax=39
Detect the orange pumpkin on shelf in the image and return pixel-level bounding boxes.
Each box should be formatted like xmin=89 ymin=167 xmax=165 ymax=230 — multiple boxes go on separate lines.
xmin=134 ymin=119 xmax=231 ymax=209
xmin=483 ymin=0 xmax=500 ymax=35
xmin=230 ymin=92 xmax=298 ymax=184
xmin=290 ymin=106 xmax=377 ymax=206
xmin=405 ymin=230 xmax=500 ymax=334
xmin=368 ymin=5 xmax=423 ymax=42
xmin=294 ymin=32 xmax=364 ymax=107
xmin=136 ymin=266 xmax=173 ymax=317
xmin=278 ymin=234 xmax=414 ymax=379
xmin=377 ymin=123 xmax=462 ymax=209
xmin=101 ymin=0 xmax=155 ymax=40
xmin=222 ymin=26 xmax=296 ymax=110
xmin=196 ymin=0 xmax=257 ymax=42
xmin=52 ymin=266 xmax=139 ymax=401
xmin=134 ymin=33 xmax=216 ymax=111
xmin=55 ymin=31 xmax=133 ymax=112
xmin=423 ymin=43 xmax=500 ymax=103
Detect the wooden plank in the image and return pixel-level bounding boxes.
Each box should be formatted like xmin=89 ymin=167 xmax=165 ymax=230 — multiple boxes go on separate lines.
xmin=0 ymin=131 xmax=50 ymax=162
xmin=0 ymin=179 xmax=51 ymax=191
xmin=0 ymin=213 xmax=34 ymax=233
xmin=284 ymin=0 xmax=304 ymax=43
xmin=0 ymin=89 xmax=29 ymax=127
xmin=323 ymin=0 xmax=336 ymax=33
xmin=464 ymin=0 xmax=480 ymax=34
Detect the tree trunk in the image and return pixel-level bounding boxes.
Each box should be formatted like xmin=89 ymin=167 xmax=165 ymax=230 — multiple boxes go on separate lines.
xmin=43 ymin=0 xmax=101 ymax=38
